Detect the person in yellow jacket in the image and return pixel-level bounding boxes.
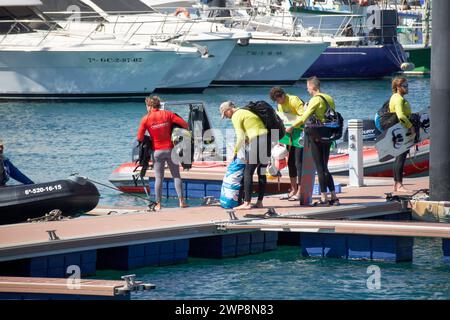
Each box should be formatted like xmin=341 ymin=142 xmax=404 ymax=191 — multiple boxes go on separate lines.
xmin=270 ymin=87 xmax=304 ymax=201
xmin=220 ymin=101 xmax=270 ymax=210
xmin=389 ymin=76 xmax=414 ymax=192
xmin=286 ymin=76 xmax=340 ymax=206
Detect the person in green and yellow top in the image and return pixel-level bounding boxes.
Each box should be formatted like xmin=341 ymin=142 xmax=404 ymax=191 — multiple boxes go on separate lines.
xmin=270 ymin=87 xmax=304 ymax=201
xmin=286 ymin=76 xmax=340 ymax=206
xmin=220 ymin=101 xmax=270 ymax=210
xmin=389 ymin=76 xmax=414 ymax=192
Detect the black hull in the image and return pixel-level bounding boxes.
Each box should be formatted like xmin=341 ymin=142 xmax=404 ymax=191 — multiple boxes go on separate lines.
xmin=0 ymin=177 xmax=100 ymax=225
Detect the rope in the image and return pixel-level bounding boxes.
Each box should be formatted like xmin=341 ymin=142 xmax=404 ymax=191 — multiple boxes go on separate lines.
xmin=27 ymin=209 xmax=65 ymax=223
xmin=72 ymin=174 xmax=157 ymax=211
xmin=408 ymin=146 xmax=428 ymax=171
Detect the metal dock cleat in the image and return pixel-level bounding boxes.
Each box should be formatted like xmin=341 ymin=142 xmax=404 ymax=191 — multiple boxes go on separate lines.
xmin=227 ymin=210 xmax=239 ymax=221
xmin=203 ymin=196 xmax=220 ymax=206
xmin=46 ymin=230 xmax=60 ymax=241
xmin=116 ymin=274 xmax=155 ymax=295
xmin=265 ymin=207 xmax=279 ymax=218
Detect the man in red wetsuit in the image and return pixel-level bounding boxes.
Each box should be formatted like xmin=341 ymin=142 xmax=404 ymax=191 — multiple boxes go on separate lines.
xmin=137 ymin=96 xmax=189 ymax=210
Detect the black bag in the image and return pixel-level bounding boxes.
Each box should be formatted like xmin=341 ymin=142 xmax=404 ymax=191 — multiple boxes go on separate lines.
xmin=243 ymin=100 xmax=286 ymax=139
xmin=304 ymin=95 xmax=344 ymax=142
xmin=135 ymin=135 xmax=154 ymax=178
xmin=377 ymin=99 xmax=398 ymax=130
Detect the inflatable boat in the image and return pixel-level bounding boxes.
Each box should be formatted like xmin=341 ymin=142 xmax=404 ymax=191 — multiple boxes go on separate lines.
xmin=0 ymin=176 xmax=100 ymax=225
xmin=330 ymin=139 xmax=429 ymax=177
xmin=330 ymin=119 xmax=429 ymax=177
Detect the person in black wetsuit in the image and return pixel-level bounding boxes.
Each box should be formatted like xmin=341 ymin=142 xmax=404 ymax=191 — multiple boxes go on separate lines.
xmin=286 ymin=77 xmax=340 ymax=206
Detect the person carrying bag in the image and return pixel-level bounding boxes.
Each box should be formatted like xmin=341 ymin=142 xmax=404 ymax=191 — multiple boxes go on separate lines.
xmin=286 ymin=77 xmax=342 ymax=207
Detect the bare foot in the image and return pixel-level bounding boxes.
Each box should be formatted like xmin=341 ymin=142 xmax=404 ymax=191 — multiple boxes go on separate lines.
xmin=234 ymin=203 xmax=253 ymax=210
xmin=154 ymin=203 xmax=161 ymax=211
xmin=179 ymin=201 xmax=189 ymax=208
xmin=288 ymin=190 xmax=297 ymax=198
xmin=397 ymin=186 xmax=410 ymax=193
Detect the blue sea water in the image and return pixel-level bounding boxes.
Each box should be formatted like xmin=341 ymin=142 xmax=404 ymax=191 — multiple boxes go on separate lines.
xmin=96 ymin=238 xmax=450 ymax=300
xmin=2 ymin=78 xmax=449 ymax=300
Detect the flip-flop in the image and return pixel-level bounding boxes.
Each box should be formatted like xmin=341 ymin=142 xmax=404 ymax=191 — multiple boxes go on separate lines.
xmin=329 ymin=199 xmax=340 ymax=206
xmin=288 ymin=195 xmax=300 ymax=201
xmin=279 ymin=194 xmax=292 ymax=200
xmin=313 ymin=200 xmax=330 ymax=207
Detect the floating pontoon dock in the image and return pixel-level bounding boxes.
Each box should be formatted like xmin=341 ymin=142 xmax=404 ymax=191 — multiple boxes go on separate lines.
xmin=0 ymin=275 xmax=154 ymax=300
xmin=0 ymin=176 xmax=448 ymax=299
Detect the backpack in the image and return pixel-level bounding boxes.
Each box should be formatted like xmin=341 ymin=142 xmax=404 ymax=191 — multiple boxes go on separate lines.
xmin=304 ymin=95 xmax=344 ymax=142
xmin=242 ymin=101 xmax=286 ymax=139
xmin=377 ymin=99 xmax=399 ymax=131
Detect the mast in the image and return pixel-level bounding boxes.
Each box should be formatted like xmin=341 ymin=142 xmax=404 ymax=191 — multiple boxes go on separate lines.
xmin=423 ymin=0 xmax=431 ymax=47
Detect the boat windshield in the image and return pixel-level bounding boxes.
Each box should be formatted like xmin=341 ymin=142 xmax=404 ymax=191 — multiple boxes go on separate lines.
xmin=40 ymin=0 xmax=103 ymax=21
xmin=0 ymin=6 xmax=57 ymax=34
xmin=91 ymin=0 xmax=154 ymax=14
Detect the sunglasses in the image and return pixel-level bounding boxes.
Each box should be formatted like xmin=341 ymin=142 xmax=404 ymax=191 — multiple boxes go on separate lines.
xmin=400 ymin=83 xmax=409 ymax=88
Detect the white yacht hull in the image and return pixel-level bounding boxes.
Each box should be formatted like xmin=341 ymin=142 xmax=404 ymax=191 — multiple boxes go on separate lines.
xmin=0 ymin=49 xmax=185 ymax=99
xmin=213 ymin=39 xmax=328 ymax=84
xmin=155 ymin=37 xmax=238 ymax=92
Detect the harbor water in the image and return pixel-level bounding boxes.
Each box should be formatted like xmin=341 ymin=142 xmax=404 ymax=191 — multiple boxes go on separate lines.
xmin=2 ymin=78 xmax=449 ymax=300
xmin=98 ymin=238 xmax=450 ymax=300
xmin=0 ymin=78 xmax=431 ymax=207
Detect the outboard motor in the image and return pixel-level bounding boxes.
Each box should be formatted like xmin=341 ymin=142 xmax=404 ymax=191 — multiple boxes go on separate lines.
xmin=188 ymin=103 xmax=219 ymax=161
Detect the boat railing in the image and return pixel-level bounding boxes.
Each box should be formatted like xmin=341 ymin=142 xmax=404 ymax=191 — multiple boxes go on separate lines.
xmin=0 ymin=16 xmax=198 ymax=50
xmin=46 ymin=10 xmax=196 ymax=34
xmin=181 ymin=5 xmax=368 ymax=40
xmin=214 ymin=6 xmax=402 ymax=45
xmin=0 ymin=19 xmax=60 ymax=46
xmin=10 ymin=11 xmax=217 ymax=47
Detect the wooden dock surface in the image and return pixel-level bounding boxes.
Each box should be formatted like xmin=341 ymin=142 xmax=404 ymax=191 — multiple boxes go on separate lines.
xmin=0 ymin=276 xmax=128 ymax=296
xmin=0 ymin=177 xmax=431 ymax=262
